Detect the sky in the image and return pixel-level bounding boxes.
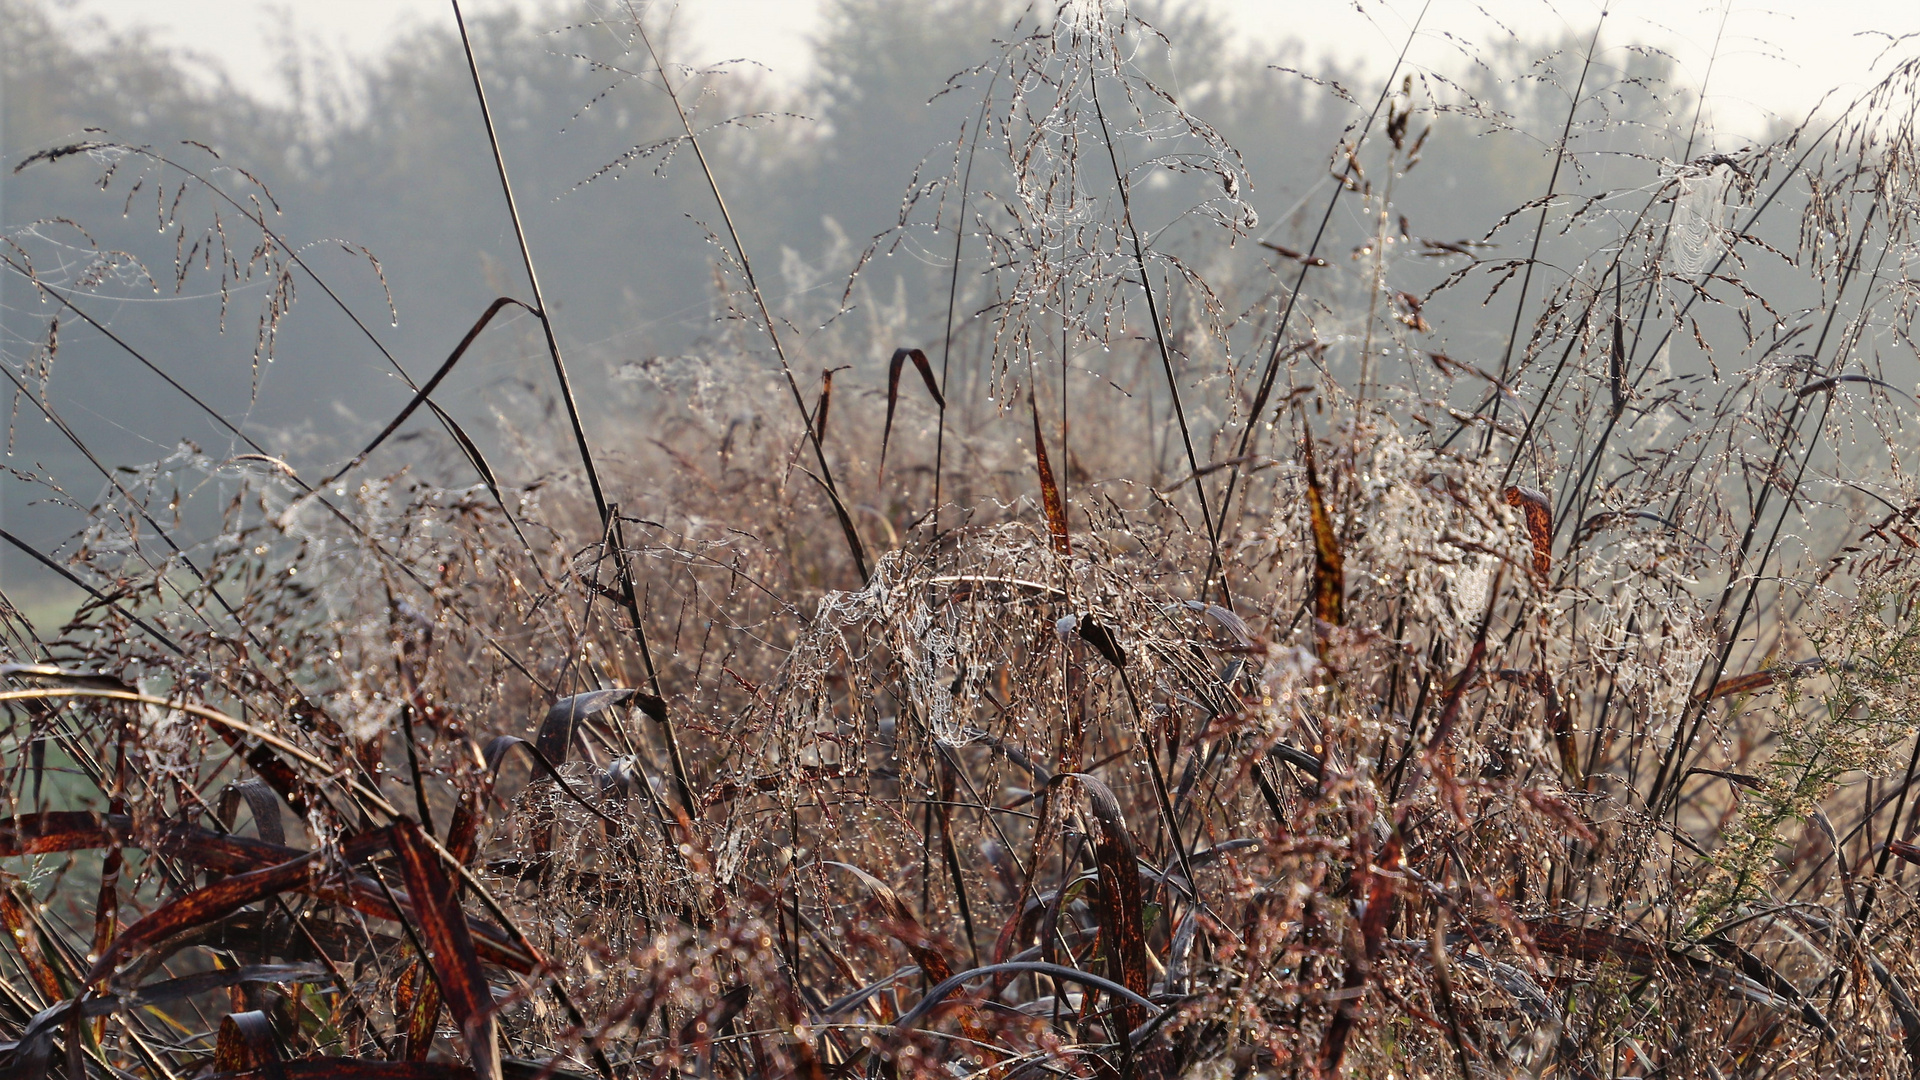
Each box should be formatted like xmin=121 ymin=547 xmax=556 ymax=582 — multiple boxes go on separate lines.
xmin=41 ymin=0 xmax=1920 ymax=140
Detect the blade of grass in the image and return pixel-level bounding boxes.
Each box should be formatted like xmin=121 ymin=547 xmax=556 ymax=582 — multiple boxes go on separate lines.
xmin=1302 ymin=424 xmax=1344 ymax=634
xmin=625 ymin=5 xmax=869 ymax=582
xmin=0 ymin=528 xmax=186 ymax=658
xmin=880 ymin=348 xmax=943 ymax=481
xmin=450 ymin=2 xmax=609 ymax=525
xmin=1032 ymin=388 xmax=1071 ymax=555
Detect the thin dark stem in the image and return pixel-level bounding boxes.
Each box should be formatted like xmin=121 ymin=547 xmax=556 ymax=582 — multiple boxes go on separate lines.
xmin=1090 ymin=73 xmax=1220 ymax=595
xmin=1481 ymin=10 xmax=1608 ymax=452
xmin=77 ymin=144 xmax=525 ymax=533
xmin=454 ymin=0 xmax=682 ymax=805
xmin=451 ymin=0 xmax=609 ymax=524
xmin=1206 ymin=0 xmax=1431 ymax=602
xmin=933 ymin=60 xmax=1007 ymax=541
xmin=1498 ymin=29 xmax=1860 ymax=532
xmin=1646 ymin=200 xmax=1884 ymax=817
xmin=1495 ymin=2 xmax=1728 ymax=490
xmin=1855 ymin=731 xmax=1920 ymax=934
xmin=0 ymin=528 xmax=185 ymax=658
xmin=629 ymin=8 xmax=870 ymax=583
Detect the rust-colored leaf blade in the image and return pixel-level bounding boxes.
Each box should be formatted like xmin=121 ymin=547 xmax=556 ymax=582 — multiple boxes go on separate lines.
xmin=0 ymin=883 xmax=64 ymax=1003
xmin=0 ymin=811 xmax=120 ymax=858
xmin=392 ymin=820 xmax=500 ymax=1080
xmin=1067 ymin=774 xmax=1150 ymax=1031
xmin=1031 ymin=390 xmax=1070 ymax=555
xmin=1303 ymin=433 xmax=1344 ymax=628
xmin=1504 ymin=485 xmax=1553 ymax=576
xmin=401 ymin=958 xmax=441 ymax=1061
xmin=1699 ymin=669 xmax=1777 ymax=701
xmin=1524 ymin=918 xmax=1695 ymax=975
xmin=812 ymin=368 xmax=834 ymax=444
xmin=87 ymin=853 xmax=320 ymax=985
xmin=0 ymin=813 xmax=536 ymax=978
xmin=395 ymin=954 xmax=421 ymax=1024
xmin=325 ymin=875 xmax=532 ymax=974
xmin=215 ymin=1010 xmax=283 ymax=1075
xmin=91 ymin=836 xmax=124 ymax=999
xmin=445 ymin=789 xmax=484 ymax=868
xmin=1318 ymin=834 xmax=1403 ymax=1074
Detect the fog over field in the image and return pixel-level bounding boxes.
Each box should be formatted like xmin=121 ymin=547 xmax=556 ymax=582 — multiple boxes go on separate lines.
xmin=3 ymin=0 xmax=1850 ymax=603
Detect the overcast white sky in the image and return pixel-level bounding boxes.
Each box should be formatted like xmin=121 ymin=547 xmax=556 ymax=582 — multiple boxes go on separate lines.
xmin=41 ymin=1 xmax=1920 ymax=138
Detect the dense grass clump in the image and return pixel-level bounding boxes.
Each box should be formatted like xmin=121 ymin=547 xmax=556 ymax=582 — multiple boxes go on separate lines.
xmin=6 ymin=2 xmax=1920 ymax=1077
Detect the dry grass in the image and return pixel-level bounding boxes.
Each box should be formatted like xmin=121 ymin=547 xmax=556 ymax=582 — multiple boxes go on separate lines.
xmin=6 ymin=2 xmax=1920 ymax=1077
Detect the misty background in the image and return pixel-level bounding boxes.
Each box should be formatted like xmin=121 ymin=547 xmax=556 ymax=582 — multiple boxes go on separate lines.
xmin=0 ymin=0 xmax=1880 ymax=620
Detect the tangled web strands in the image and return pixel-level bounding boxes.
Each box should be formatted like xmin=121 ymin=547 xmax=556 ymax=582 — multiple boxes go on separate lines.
xmin=1668 ymin=162 xmax=1735 ymax=275
xmin=769 ymin=525 xmax=1247 ymax=762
